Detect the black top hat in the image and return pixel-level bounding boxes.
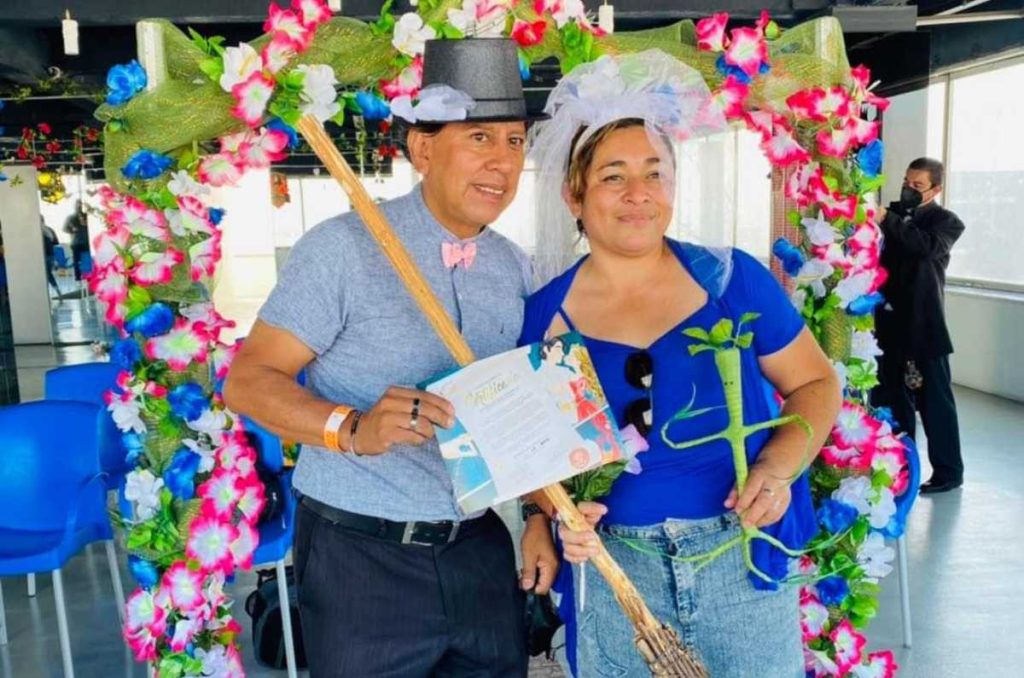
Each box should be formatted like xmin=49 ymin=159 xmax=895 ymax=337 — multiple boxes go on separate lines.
xmin=418 ymin=38 xmax=544 ymax=123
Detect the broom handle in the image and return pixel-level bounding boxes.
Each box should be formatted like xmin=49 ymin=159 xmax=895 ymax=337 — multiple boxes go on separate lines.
xmin=296 ymin=114 xmax=665 ymax=634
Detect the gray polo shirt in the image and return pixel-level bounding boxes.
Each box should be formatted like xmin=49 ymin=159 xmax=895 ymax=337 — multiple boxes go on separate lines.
xmin=258 ymin=186 xmax=533 ymax=521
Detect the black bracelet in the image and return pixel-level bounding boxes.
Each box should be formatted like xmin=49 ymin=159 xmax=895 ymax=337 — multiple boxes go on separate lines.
xmin=347 ymin=410 xmax=364 ymax=456
xmin=521 ymin=501 xmax=546 ymax=522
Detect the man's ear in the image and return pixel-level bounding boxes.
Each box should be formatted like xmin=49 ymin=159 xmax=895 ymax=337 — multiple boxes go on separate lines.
xmin=407 ymin=129 xmax=432 ymax=175
xmin=561 ymin=182 xmax=582 ymax=219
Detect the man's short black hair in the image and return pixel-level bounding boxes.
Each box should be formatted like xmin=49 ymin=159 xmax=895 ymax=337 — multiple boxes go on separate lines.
xmin=392 ymin=118 xmax=446 ymax=162
xmin=908 ymin=157 xmax=944 ymax=188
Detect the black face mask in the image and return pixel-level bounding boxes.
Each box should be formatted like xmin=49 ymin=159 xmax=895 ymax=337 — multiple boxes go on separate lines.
xmin=899 ymin=186 xmax=924 ymax=211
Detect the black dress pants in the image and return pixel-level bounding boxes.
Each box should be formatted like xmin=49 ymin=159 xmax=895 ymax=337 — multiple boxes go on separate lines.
xmin=874 ymin=354 xmax=963 ymax=483
xmin=293 ymin=501 xmax=528 ymax=678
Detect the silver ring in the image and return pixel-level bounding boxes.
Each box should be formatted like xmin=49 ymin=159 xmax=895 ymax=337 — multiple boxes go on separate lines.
xmin=410 ymin=398 xmax=421 ymax=429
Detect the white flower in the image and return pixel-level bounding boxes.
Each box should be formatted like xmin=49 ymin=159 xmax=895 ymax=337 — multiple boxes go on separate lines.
xmin=187 ymin=408 xmax=229 ymax=436
xmin=869 ymin=486 xmax=897 ymax=529
xmin=835 ymin=270 xmax=873 ymax=308
xmin=295 ymin=64 xmax=340 ymax=122
xmin=167 ymin=170 xmax=209 ymax=198
xmin=391 ymin=85 xmax=476 ymax=123
xmin=790 ymin=287 xmax=807 ymax=311
xmin=833 ymin=475 xmax=872 ymax=515
xmin=851 ymin=330 xmax=883 ymax=361
xmin=392 ymin=13 xmax=436 ymax=56
xmin=182 ymin=436 xmax=218 ymax=473
xmin=551 ymin=0 xmax=587 ymax=29
xmin=857 ymin=532 xmax=895 ymax=583
xmin=795 ymin=258 xmax=833 ymax=298
xmin=193 ymin=644 xmax=230 ymax=676
xmin=107 ymin=395 xmax=146 ymax=435
xmin=124 ymin=470 xmax=164 ymax=521
xmin=447 ymin=1 xmax=511 ymax=37
xmin=802 ymin=211 xmax=838 ymax=246
xmin=218 ymin=42 xmax=262 ymax=93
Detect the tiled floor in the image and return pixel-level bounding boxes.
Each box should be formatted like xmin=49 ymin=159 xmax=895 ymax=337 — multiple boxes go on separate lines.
xmin=2 ymin=334 xmax=1021 ymax=677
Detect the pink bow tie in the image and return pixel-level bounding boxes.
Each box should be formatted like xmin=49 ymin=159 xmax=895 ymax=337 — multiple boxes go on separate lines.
xmin=442 ymin=241 xmax=477 ymax=270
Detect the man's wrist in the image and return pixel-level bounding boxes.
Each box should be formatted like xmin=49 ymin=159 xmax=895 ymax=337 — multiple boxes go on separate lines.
xmin=521 ymin=501 xmax=548 ymax=522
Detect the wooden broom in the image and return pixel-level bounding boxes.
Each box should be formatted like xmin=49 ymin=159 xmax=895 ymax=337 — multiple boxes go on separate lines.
xmin=296 ymin=114 xmax=708 ymax=677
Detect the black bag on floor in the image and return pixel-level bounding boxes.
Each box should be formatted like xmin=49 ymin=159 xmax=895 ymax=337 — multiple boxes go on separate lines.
xmin=245 ymin=565 xmax=308 ymax=670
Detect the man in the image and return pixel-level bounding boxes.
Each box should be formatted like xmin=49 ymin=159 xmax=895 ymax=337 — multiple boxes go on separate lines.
xmin=63 ymin=201 xmax=89 ymax=281
xmin=224 ymin=38 xmax=557 ymax=676
xmin=41 ymin=216 xmax=60 ymax=296
xmin=875 ymin=157 xmax=965 ymax=494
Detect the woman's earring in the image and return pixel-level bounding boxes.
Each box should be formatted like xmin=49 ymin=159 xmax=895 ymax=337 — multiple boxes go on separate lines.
xmin=575 ymin=218 xmax=586 ymax=235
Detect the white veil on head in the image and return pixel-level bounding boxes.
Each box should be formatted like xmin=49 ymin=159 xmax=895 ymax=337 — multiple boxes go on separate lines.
xmin=527 ymin=50 xmax=734 ymax=293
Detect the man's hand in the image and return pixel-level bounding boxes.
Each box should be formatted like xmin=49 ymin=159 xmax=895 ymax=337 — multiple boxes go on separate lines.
xmin=350 ymin=386 xmax=454 ymax=455
xmin=520 ymin=515 xmax=558 ymax=593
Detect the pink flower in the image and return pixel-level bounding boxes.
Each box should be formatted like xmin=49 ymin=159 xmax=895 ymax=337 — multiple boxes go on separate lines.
xmin=292 ymin=0 xmax=332 ymax=29
xmin=799 ymin=589 xmax=829 ymax=641
xmin=97 ymin=185 xmax=126 ymax=211
xmin=742 ymin=109 xmax=778 ymax=140
xmin=805 ymin=647 xmax=839 ymax=678
xmin=845 ymin=115 xmax=879 ymax=146
xmin=724 ymin=27 xmax=768 ymax=78
xmin=125 ymin=588 xmax=168 ymax=634
xmin=211 ymin=341 xmax=241 ymax=382
xmin=696 ymin=12 xmax=729 ymax=51
xmin=160 ymin=562 xmax=206 ymax=612
xmin=230 ymin=519 xmax=259 ymax=570
xmin=199 ymin=468 xmax=244 ymax=520
xmin=103 ymin=296 xmax=129 ymax=327
xmin=380 ymin=55 xmax=423 ymax=100
xmin=817 ymin=124 xmax=858 ymax=158
xmin=854 ymin=650 xmax=898 ymax=678
xmin=91 ymin=265 xmax=129 ymax=303
xmin=787 ymin=86 xmax=851 ymax=123
xmin=784 ymin=162 xmax=822 ymax=207
xmin=111 ymin=197 xmax=170 ymax=242
xmin=230 ymin=72 xmax=276 ymax=127
xmin=92 ymin=228 xmax=130 ymax=268
xmin=831 ymin=619 xmax=867 ymax=674
xmin=511 ymin=19 xmax=547 ymax=47
xmin=129 ymin=248 xmax=184 ymax=286
xmin=198 ymin=152 xmax=244 ymax=187
xmin=810 ymin=175 xmax=859 ymax=221
xmin=237 ymin=477 xmax=268 ymax=524
xmin=145 ymin=318 xmax=211 ymax=371
xmin=219 ymin=131 xmax=253 ymax=154
xmin=760 ymin=122 xmax=811 ymax=167
xmin=261 ymin=32 xmax=297 ymax=74
xmin=821 ymin=443 xmax=863 ymax=469
xmin=238 ymin=128 xmax=290 ymax=169
xmin=848 ymin=221 xmax=880 ymax=252
xmin=189 ymin=235 xmax=222 ymax=282
xmin=168 ymin=614 xmax=202 ymax=653
xmin=168 ymin=195 xmax=216 ymax=238
xmin=125 ymin=625 xmax=161 ymax=662
xmin=264 ymin=3 xmax=313 ymax=52
xmin=850 ymin=64 xmax=891 ymax=112
xmin=186 ymin=514 xmax=239 ymax=574
xmin=832 ymin=402 xmax=882 ymax=450
xmin=709 ymin=76 xmax=749 ymax=120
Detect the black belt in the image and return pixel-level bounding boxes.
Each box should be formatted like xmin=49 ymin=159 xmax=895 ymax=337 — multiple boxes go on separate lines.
xmin=300 ymin=496 xmax=483 ymax=546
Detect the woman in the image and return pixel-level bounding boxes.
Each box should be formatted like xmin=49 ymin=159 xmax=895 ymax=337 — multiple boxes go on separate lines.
xmin=520 ymin=52 xmax=841 ymax=676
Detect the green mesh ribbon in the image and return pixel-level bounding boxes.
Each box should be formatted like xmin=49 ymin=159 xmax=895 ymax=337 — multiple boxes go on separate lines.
xmin=821 ymin=310 xmax=853 ymax=362
xmin=97 ymin=14 xmax=853 ymax=190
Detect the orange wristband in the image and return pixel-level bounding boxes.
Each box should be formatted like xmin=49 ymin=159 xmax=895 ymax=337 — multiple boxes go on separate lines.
xmin=323 ymin=405 xmax=353 ymax=452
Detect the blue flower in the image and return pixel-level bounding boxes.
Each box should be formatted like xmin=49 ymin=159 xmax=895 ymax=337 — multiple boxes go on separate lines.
xmin=848 ymin=291 xmax=884 ymax=316
xmin=127 ymin=555 xmax=159 ymax=588
xmin=208 ymin=207 xmax=225 ymax=225
xmin=121 ymin=149 xmax=173 ymax=180
xmin=518 ymin=53 xmax=531 ymax=81
xmin=266 ymin=118 xmax=299 ymax=149
xmin=817 ymin=499 xmax=859 ymax=535
xmin=163 ymin=448 xmax=201 ymax=500
xmin=167 ymin=382 xmax=208 ymax=422
xmin=857 ymin=139 xmax=884 ymax=178
xmin=124 ymin=302 xmax=175 ymax=338
xmin=816 ymin=575 xmax=850 ymax=607
xmin=873 ymin=406 xmax=898 ymax=430
xmin=106 ymin=60 xmax=148 ymax=106
xmin=123 ymin=432 xmax=145 ymax=466
xmin=110 ymin=338 xmax=143 ymax=369
xmin=355 ymin=91 xmax=391 ymax=121
xmin=772 ymin=238 xmax=805 ymax=277
xmin=715 ymin=55 xmax=769 ymax=85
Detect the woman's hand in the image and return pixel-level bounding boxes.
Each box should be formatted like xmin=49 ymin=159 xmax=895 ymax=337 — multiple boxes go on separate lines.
xmin=724 ymin=460 xmax=792 ymax=529
xmin=349 ymin=386 xmax=454 ymax=455
xmin=557 ymin=501 xmax=608 ymax=564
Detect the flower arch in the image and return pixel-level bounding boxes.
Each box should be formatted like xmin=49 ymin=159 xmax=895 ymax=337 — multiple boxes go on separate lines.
xmin=95 ymin=2 xmax=905 ymax=676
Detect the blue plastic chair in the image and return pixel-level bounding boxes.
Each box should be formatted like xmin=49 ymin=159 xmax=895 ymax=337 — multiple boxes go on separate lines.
xmin=45 ymin=362 xmax=130 ymax=490
xmin=243 ymin=415 xmax=300 ymax=678
xmin=54 ymin=246 xmax=71 ymax=270
xmin=0 ymin=401 xmax=124 ymax=677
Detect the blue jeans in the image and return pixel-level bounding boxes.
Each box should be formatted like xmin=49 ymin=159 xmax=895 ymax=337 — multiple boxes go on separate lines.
xmin=574 ymin=513 xmax=803 ymax=678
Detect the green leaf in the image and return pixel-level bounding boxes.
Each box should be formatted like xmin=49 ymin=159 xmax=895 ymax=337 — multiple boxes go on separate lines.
xmin=440 ymin=23 xmax=465 ymax=39
xmin=187 ymin=27 xmax=209 ymax=54
xmin=739 ymin=312 xmax=761 ymax=324
xmin=681 ymin=327 xmax=710 ymax=342
xmin=330 ymin=107 xmax=346 ymax=126
xmin=198 ymin=57 xmax=224 ymax=83
xmin=872 ymin=468 xmax=894 ymax=490
xmin=687 ymin=344 xmax=717 ymax=357
xmin=708 ymin=318 xmax=733 ymax=345
xmin=127 ymin=524 xmax=154 ymax=550
xmin=208 ymin=35 xmax=226 ymax=56
xmin=735 ymin=332 xmax=754 ymax=349
xmin=787 ymin=210 xmax=802 ymax=227
xmin=851 ymin=516 xmax=869 ymax=542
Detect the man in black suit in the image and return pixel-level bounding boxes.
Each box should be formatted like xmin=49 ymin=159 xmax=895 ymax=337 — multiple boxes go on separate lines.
xmin=874 ymin=157 xmax=965 ymax=494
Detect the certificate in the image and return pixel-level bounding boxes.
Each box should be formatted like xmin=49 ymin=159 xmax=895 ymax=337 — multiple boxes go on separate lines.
xmin=424 ymin=333 xmax=638 ymax=515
